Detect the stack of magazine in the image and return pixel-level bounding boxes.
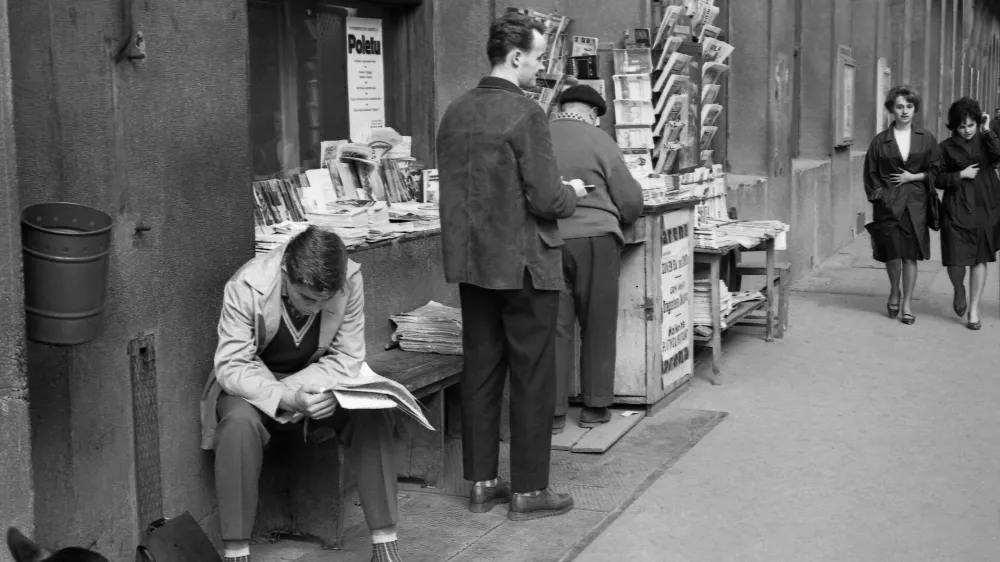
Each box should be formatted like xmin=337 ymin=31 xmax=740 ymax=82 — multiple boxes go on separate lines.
xmin=390 ymin=301 xmax=463 ymax=356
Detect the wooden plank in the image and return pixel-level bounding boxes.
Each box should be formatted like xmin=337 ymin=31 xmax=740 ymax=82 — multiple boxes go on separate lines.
xmin=570 ymin=409 xmax=646 ymax=454
xmin=615 ymin=242 xmax=650 ymax=397
xmin=551 ymin=408 xmax=589 ymax=451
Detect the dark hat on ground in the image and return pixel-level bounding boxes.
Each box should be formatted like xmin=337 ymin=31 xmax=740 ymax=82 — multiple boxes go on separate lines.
xmin=557 ymin=85 xmax=607 ymax=116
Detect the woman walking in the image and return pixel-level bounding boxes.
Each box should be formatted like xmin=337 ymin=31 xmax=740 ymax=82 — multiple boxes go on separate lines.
xmin=864 ymin=85 xmax=942 ymax=325
xmin=936 ymin=97 xmax=1000 ymax=330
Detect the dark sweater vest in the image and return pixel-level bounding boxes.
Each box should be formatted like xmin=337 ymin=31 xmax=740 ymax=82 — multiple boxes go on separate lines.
xmin=259 ymin=303 xmax=321 ymax=374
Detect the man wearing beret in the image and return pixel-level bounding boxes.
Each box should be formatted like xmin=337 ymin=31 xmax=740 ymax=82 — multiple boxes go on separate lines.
xmin=549 ymin=84 xmax=644 ymax=433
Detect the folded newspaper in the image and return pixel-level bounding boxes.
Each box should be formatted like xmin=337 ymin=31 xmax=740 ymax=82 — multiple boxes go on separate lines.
xmin=324 ymin=362 xmax=435 ymax=432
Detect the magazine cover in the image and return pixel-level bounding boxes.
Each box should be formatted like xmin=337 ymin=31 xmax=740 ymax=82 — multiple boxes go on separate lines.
xmin=615 ymin=100 xmax=656 ymax=126
xmin=613 ymin=48 xmax=654 ymax=74
xmin=616 ymin=126 xmax=655 ymax=149
xmin=702 ymin=38 xmax=734 ymax=65
xmin=572 ymin=36 xmax=599 ymax=56
xmin=613 ymin=74 xmax=653 ymax=101
xmin=702 ymin=84 xmax=721 ymax=105
xmin=703 ymin=62 xmax=730 ymax=86
xmin=653 ymin=4 xmax=684 ymax=48
xmin=622 ymin=148 xmax=654 ymax=179
xmin=655 ymin=74 xmax=690 ymax=113
xmin=700 ymin=126 xmax=718 ymax=151
xmin=656 ymin=35 xmax=685 ymax=71
xmin=702 ymin=103 xmax=723 ymax=128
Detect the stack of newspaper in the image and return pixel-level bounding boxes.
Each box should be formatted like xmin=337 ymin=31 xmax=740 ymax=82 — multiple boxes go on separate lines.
xmin=390 ymin=301 xmax=463 ymax=356
xmin=693 ymin=278 xmax=733 ymax=328
xmin=694 ymin=218 xmax=789 ymax=250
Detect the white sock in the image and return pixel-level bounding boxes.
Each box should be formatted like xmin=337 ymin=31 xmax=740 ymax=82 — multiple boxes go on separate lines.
xmin=223 ymin=544 xmax=250 ymax=558
xmin=476 ymin=478 xmax=498 ymax=487
xmin=371 ymin=527 xmax=398 ymax=544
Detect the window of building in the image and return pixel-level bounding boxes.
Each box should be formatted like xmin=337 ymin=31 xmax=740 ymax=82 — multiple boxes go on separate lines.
xmin=248 ymin=0 xmax=428 ymax=179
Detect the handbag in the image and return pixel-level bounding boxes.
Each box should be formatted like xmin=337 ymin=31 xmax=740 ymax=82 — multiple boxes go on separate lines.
xmin=927 ymin=186 xmax=941 ymax=231
xmin=135 ymin=512 xmax=222 ymax=562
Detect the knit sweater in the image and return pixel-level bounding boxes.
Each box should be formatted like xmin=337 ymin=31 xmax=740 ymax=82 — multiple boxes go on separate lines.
xmin=549 ymin=116 xmax=644 ymax=242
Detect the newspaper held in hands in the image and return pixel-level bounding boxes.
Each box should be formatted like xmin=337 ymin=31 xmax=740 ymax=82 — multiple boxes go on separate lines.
xmin=322 ymin=363 xmax=435 ymax=432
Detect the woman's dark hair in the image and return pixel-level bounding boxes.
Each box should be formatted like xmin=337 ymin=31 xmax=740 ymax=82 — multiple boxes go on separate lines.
xmin=884 ymin=85 xmax=922 ymax=113
xmin=946 ymin=97 xmax=984 ymax=131
xmin=486 ymin=13 xmax=546 ymax=67
xmin=284 ymin=226 xmax=347 ymax=295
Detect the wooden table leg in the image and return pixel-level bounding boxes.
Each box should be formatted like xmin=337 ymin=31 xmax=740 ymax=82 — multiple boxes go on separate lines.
xmin=765 ymin=239 xmax=775 ymax=342
xmin=705 ymin=256 xmax=723 ymax=384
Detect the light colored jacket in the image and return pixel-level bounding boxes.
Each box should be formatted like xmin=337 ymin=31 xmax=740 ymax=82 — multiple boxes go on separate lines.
xmin=199 ymin=241 xmax=372 ymax=450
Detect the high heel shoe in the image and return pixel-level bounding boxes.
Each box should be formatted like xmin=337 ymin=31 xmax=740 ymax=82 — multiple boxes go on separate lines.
xmin=967 ymin=321 xmax=981 ymax=330
xmin=901 ymin=314 xmax=916 ymax=325
xmin=886 ymin=302 xmax=900 ymax=319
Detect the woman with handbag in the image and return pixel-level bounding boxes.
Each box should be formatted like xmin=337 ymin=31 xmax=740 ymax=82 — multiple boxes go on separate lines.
xmin=935 ymin=97 xmax=1000 ymax=330
xmin=864 ymin=85 xmax=942 ymax=325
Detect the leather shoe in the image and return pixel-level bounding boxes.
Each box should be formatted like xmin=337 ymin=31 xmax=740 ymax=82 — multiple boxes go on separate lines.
xmin=552 ymin=415 xmax=566 ymax=435
xmin=508 ymin=488 xmax=574 ymax=521
xmin=579 ymin=406 xmax=611 ymax=428
xmin=469 ymin=479 xmax=511 ymax=513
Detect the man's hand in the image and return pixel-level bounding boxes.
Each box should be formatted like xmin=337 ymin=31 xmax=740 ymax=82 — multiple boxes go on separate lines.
xmin=982 ymin=114 xmax=991 ymax=133
xmin=281 ymin=384 xmax=338 ymax=420
xmin=562 ymin=178 xmax=591 ymax=198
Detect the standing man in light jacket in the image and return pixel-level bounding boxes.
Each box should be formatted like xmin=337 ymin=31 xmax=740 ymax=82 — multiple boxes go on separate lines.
xmin=199 ymin=226 xmax=403 ymax=562
xmin=549 ymin=85 xmax=644 ymax=433
xmin=436 ymin=12 xmax=585 ymax=521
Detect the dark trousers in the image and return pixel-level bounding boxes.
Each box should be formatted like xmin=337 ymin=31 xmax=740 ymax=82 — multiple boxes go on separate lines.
xmin=458 ymin=270 xmax=559 ymax=494
xmin=213 ymin=394 xmax=398 ymax=540
xmin=554 ymin=235 xmax=622 ymax=417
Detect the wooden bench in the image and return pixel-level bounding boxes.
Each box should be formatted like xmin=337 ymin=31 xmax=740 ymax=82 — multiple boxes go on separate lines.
xmin=252 ymin=349 xmax=463 ymax=549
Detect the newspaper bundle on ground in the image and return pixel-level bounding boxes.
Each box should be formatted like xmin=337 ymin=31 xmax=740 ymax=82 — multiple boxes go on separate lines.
xmin=390 ymin=301 xmax=463 ymax=355
xmin=325 ymin=362 xmax=435 ymax=432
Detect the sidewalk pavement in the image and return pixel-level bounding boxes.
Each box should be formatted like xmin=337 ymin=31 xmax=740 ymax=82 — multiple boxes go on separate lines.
xmin=576 ymin=231 xmax=1000 ymax=562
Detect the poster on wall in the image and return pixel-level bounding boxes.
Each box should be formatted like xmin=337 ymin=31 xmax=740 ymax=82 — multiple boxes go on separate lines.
xmin=346 ymin=17 xmax=387 ymax=142
xmin=660 ymin=211 xmax=692 ymax=390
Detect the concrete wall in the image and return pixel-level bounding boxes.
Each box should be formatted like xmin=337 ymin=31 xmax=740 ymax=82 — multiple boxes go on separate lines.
xmin=9 ymin=0 xmax=252 ymax=557
xmin=0 ymin=0 xmax=34 ymax=555
xmin=725 ymin=0 xmax=1000 ymax=279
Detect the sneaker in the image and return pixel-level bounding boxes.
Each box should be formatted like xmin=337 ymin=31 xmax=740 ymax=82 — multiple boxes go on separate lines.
xmin=469 ymin=479 xmax=512 ymax=513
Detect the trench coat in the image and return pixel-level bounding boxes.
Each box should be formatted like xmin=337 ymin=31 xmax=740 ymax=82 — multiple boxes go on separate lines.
xmin=863 ymin=125 xmax=942 ymax=261
xmin=199 ymin=242 xmax=374 ymax=450
xmin=935 ymin=129 xmax=1000 ymax=266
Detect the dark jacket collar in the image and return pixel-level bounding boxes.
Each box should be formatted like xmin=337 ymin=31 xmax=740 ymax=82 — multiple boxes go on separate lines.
xmin=477 ymin=76 xmax=525 ymax=96
xmin=881 ymin=124 xmax=927 ymax=143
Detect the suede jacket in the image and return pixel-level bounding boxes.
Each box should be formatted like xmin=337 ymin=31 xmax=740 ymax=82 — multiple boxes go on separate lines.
xmin=199 ymin=242 xmax=377 ymax=450
xmin=436 ymin=76 xmax=578 ymax=291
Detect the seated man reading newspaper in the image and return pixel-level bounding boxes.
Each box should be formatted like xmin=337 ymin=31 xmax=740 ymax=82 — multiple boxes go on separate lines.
xmin=199 ymin=226 xmax=406 ymax=562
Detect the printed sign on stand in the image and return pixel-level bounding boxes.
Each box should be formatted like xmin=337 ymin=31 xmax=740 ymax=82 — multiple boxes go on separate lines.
xmin=346 ymin=17 xmax=386 ymax=142
xmin=660 ymin=211 xmax=693 ymax=389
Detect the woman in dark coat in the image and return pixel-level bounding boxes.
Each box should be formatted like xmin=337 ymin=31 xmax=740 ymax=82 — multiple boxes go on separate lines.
xmin=864 ymin=85 xmax=942 ymax=325
xmin=935 ymin=97 xmax=1000 ymax=330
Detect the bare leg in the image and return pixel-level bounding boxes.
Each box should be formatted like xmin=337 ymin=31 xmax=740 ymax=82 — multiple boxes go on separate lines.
xmin=900 ymin=259 xmax=918 ymax=317
xmin=885 ymin=259 xmax=902 ymax=311
xmin=968 ymin=263 xmax=988 ymax=324
xmin=947 ymin=266 xmax=968 ymax=316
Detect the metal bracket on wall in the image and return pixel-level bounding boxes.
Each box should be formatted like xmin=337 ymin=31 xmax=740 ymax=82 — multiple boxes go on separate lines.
xmin=129 ymin=332 xmax=163 ymax=532
xmin=643 ymin=297 xmax=656 ymax=321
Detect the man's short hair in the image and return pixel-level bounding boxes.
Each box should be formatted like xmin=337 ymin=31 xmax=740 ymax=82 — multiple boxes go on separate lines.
xmin=486 ymin=12 xmax=546 ymax=67
xmin=284 ymin=226 xmax=348 ymax=295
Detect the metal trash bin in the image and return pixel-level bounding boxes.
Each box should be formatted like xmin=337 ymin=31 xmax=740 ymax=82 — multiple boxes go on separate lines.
xmin=21 ymin=202 xmax=113 ymax=346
